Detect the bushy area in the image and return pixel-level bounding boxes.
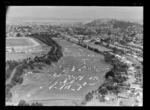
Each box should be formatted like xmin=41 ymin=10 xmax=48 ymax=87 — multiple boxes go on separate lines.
xmin=98 ymin=52 xmax=128 ymax=95
xmin=5 ymin=83 xmax=13 ymax=101
xmin=28 ymin=33 xmax=63 ymax=65
xmin=85 ymin=92 xmax=93 ymax=102
xmin=18 ymin=100 xmax=43 ymax=106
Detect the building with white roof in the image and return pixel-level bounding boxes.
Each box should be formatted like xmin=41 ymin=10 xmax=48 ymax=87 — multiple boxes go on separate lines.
xmin=128 ymin=67 xmax=135 ymax=71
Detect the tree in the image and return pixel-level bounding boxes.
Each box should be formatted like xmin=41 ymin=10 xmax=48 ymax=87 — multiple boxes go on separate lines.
xmin=5 ymin=90 xmax=12 ymax=101
xmin=18 ymin=100 xmax=30 ymax=106
xmin=104 ymin=53 xmax=114 ymax=63
xmin=31 ymin=102 xmax=43 ymax=106
xmin=94 ymin=48 xmax=100 ymax=53
xmin=107 ymin=30 xmax=111 ymax=35
xmin=98 ymin=87 xmax=108 ymax=95
xmin=85 ymin=92 xmax=93 ymax=102
xmin=6 ymin=84 xmax=13 ymax=101
xmin=16 ymin=33 xmax=21 ymax=37
xmin=113 ymin=75 xmax=127 ymax=83
xmin=105 ymin=71 xmax=115 ymax=79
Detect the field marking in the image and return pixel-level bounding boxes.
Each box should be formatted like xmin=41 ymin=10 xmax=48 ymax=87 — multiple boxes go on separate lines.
xmin=78 ymin=76 xmax=84 ymax=81
xmin=71 ymin=88 xmax=75 ymax=91
xmin=69 ymin=79 xmax=75 ymax=84
xmin=89 ymin=83 xmax=95 ymax=86
xmin=71 ymin=66 xmax=76 ymax=71
xmin=66 ymin=85 xmax=71 ymax=89
xmin=49 ymin=82 xmax=58 ymax=89
xmin=78 ymin=66 xmax=86 ymax=71
xmin=77 ymin=85 xmax=82 ymax=91
xmin=59 ymin=84 xmax=66 ymax=90
xmin=83 ymin=82 xmax=87 ymax=86
xmin=63 ymin=79 xmax=68 ymax=84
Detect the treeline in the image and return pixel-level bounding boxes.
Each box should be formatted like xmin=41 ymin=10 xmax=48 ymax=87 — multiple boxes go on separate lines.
xmin=10 ymin=64 xmax=29 ymax=86
xmin=18 ymin=100 xmax=43 ymax=106
xmin=82 ymin=52 xmax=129 ymax=103
xmin=6 ymin=58 xmax=34 ymax=81
xmin=6 ymin=59 xmax=34 ymax=102
xmin=113 ymin=20 xmax=140 ymax=30
xmin=77 ymin=41 xmax=109 ymax=55
xmin=98 ymin=52 xmax=129 ymax=95
xmin=6 ymin=60 xmax=19 ymax=80
xmin=28 ymin=33 xmax=63 ymax=65
xmin=6 ymin=83 xmax=13 ymax=101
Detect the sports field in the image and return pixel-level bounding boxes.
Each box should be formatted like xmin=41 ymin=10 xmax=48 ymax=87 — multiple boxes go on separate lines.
xmin=6 ymin=37 xmax=39 ymax=47
xmin=5 ymin=37 xmax=49 ymax=61
xmin=6 ymin=53 xmax=35 ymax=61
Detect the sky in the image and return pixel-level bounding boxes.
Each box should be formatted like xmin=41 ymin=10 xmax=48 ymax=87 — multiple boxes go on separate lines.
xmin=7 ymin=6 xmax=143 ymax=22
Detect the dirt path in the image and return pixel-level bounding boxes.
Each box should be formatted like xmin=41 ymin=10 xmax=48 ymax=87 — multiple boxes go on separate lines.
xmin=6 ymin=66 xmax=18 ymax=85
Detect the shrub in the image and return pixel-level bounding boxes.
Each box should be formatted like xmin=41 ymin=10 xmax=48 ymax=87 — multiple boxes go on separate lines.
xmin=98 ymin=88 xmax=108 ymax=95
xmin=6 ymin=83 xmax=13 ymax=101
xmin=85 ymin=92 xmax=93 ymax=102
xmin=11 ymin=75 xmax=24 ymax=85
xmin=31 ymin=102 xmax=43 ymax=106
xmin=5 ymin=90 xmax=12 ymax=101
xmin=105 ymin=71 xmax=115 ymax=79
xmin=18 ymin=100 xmax=30 ymax=106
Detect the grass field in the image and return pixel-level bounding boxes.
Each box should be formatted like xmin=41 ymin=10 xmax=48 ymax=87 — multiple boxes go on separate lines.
xmin=6 ymin=37 xmax=39 ymax=47
xmin=6 ymin=38 xmax=34 ymax=47
xmin=6 ymin=53 xmax=35 ymax=61
xmin=5 ymin=37 xmax=49 ymax=61
xmin=8 ymin=39 xmax=112 ymax=105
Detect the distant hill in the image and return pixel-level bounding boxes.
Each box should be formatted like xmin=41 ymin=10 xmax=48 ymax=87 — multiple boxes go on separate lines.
xmin=85 ymin=19 xmax=142 ymax=29
xmin=6 ymin=17 xmax=142 ymax=29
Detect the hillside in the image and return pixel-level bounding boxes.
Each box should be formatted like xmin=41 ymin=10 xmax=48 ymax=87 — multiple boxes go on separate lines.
xmin=85 ymin=19 xmax=142 ymax=29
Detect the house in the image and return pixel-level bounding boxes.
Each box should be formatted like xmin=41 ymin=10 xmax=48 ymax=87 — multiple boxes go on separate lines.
xmin=115 ymin=54 xmax=121 ymax=58
xmin=128 ymin=67 xmax=135 ymax=71
xmin=103 ymin=42 xmax=107 ymax=46
xmin=83 ymin=39 xmax=91 ymax=43
xmin=114 ymin=42 xmax=119 ymax=45
xmin=118 ymin=92 xmax=129 ymax=98
xmin=104 ymin=94 xmax=117 ymax=102
xmin=137 ymin=57 xmax=143 ymax=62
xmin=124 ymin=60 xmax=133 ymax=65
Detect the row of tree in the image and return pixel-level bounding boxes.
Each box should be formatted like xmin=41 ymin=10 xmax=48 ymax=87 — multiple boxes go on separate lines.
xmin=18 ymin=100 xmax=43 ymax=106
xmin=98 ymin=52 xmax=129 ymax=95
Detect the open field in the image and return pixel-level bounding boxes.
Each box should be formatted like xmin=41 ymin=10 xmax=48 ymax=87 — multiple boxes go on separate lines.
xmin=6 ymin=37 xmax=39 ymax=47
xmin=6 ymin=47 xmax=50 ymax=61
xmin=6 ymin=37 xmax=51 ymax=61
xmin=7 ymin=38 xmax=112 ymax=105
xmin=6 ymin=53 xmax=34 ymax=61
